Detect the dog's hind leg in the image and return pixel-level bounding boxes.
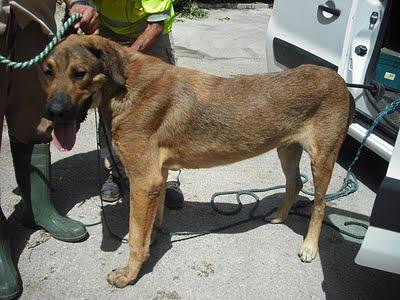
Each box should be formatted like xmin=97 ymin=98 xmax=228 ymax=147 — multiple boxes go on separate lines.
xmin=265 ymin=143 xmax=303 ymax=224
xmin=298 ymin=143 xmax=339 ymax=263
xmin=106 ymin=151 xmax=166 ymax=288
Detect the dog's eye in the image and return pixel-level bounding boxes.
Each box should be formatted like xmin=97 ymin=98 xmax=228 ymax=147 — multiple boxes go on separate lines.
xmin=44 ymin=68 xmax=53 ymax=79
xmin=72 ymin=70 xmax=87 ymax=81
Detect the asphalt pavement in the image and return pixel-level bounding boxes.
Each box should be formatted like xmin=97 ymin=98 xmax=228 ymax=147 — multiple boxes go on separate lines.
xmin=1 ymin=7 xmax=399 ymax=300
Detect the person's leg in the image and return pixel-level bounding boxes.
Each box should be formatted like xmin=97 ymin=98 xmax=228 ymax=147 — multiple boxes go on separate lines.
xmin=0 ymin=206 xmax=22 ymax=300
xmin=96 ymin=25 xmax=129 ymax=202
xmin=7 ymin=20 xmax=88 ymax=241
xmin=0 ymin=14 xmax=22 ymax=299
xmin=98 ymin=114 xmax=124 ymax=202
xmin=165 ymin=169 xmax=184 ymax=209
xmin=0 ymin=36 xmax=7 ymax=152
xmin=100 ymin=159 xmax=122 ymax=202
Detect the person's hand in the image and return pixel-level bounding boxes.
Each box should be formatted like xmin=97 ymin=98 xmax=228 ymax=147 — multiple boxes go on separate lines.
xmin=68 ymin=2 xmax=99 ymax=35
xmin=131 ymin=22 xmax=163 ymax=52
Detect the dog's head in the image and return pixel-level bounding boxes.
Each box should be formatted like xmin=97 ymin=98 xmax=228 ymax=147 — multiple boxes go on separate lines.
xmin=41 ymin=34 xmax=126 ymax=151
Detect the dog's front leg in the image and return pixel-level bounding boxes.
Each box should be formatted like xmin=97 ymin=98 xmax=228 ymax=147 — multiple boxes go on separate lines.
xmin=106 ymin=168 xmax=165 ymax=288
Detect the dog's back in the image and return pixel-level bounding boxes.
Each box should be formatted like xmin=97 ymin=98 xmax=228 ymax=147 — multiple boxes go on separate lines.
xmin=154 ymin=64 xmax=352 ymax=169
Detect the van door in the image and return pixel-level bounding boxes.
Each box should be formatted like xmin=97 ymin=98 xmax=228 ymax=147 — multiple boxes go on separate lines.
xmin=266 ymin=0 xmax=394 ymax=162
xmin=266 ymin=0 xmax=386 ymax=85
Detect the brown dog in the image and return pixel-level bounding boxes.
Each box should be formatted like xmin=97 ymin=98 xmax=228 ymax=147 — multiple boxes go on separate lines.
xmin=42 ymin=34 xmax=354 ymax=288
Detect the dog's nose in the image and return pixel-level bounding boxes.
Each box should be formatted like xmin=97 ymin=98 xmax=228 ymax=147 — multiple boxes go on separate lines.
xmin=47 ymin=101 xmax=65 ymax=119
xmin=46 ymin=95 xmax=74 ymax=121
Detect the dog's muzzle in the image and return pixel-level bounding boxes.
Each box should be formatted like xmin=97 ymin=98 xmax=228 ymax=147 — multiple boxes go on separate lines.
xmin=46 ymin=94 xmax=92 ymax=123
xmin=46 ymin=94 xmax=93 ymax=152
xmin=46 ymin=94 xmax=75 ymax=123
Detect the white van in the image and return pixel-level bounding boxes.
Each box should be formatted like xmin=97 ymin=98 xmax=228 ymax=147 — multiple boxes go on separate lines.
xmin=266 ymin=0 xmax=400 ymax=275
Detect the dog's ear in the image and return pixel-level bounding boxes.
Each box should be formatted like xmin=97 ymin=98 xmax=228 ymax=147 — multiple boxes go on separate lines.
xmin=85 ymin=38 xmax=125 ymax=86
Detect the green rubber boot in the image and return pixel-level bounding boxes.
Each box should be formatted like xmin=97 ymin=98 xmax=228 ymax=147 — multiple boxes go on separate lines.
xmin=10 ymin=142 xmax=88 ymax=242
xmin=0 ymin=208 xmax=22 ymax=300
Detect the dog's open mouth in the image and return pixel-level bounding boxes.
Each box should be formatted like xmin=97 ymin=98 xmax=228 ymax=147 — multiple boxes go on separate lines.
xmin=50 ymin=96 xmax=92 ymax=152
xmin=52 ymin=122 xmax=77 ymax=152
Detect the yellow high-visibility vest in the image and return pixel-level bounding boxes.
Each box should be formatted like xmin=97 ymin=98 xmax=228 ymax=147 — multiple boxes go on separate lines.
xmin=92 ymin=0 xmax=174 ymax=38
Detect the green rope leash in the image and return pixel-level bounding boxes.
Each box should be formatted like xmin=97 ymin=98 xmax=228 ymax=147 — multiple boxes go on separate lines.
xmin=0 ymin=13 xmax=82 ymax=69
xmin=164 ymin=180 xmax=368 ymax=242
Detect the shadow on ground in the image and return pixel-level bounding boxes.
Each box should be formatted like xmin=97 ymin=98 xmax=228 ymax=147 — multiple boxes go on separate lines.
xmin=101 ymin=188 xmax=398 ymax=299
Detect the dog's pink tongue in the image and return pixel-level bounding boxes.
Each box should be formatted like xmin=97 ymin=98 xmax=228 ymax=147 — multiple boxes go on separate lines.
xmin=52 ymin=123 xmax=77 ymax=152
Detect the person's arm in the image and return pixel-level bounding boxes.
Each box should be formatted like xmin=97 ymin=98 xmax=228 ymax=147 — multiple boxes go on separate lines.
xmin=130 ymin=21 xmax=163 ymax=52
xmin=131 ymin=0 xmax=173 ymax=52
xmin=64 ymin=0 xmax=99 ymax=34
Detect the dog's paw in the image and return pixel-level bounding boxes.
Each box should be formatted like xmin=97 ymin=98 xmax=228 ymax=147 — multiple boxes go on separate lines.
xmin=264 ymin=212 xmax=286 ymax=224
xmin=298 ymin=243 xmax=318 ymax=263
xmin=107 ymin=267 xmax=133 ymax=288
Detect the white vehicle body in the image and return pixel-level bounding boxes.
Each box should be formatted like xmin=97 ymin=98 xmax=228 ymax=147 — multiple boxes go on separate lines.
xmin=266 ymin=0 xmax=400 ymax=274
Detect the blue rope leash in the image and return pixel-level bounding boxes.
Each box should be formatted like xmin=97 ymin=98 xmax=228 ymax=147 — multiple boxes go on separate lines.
xmin=0 ymin=13 xmax=81 ymax=69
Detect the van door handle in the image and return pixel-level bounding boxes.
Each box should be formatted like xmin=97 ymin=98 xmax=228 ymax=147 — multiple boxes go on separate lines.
xmin=318 ymin=5 xmax=341 ymax=17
